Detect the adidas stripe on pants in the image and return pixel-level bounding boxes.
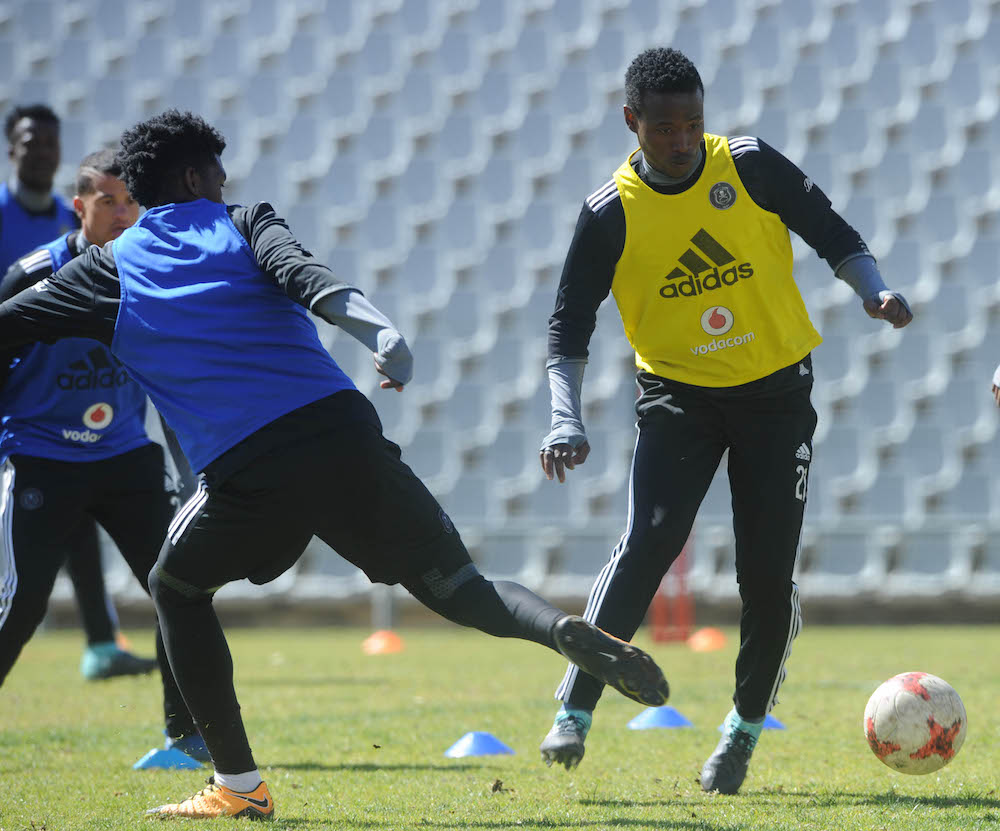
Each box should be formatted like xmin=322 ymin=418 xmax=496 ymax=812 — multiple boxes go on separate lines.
xmin=556 ymin=357 xmax=815 ymax=719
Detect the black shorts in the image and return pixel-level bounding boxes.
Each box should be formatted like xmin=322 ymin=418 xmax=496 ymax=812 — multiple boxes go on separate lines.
xmin=159 ymin=394 xmax=468 ymax=594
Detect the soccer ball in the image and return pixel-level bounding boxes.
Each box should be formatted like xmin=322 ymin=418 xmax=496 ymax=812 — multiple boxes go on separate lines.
xmin=863 ymin=672 xmax=967 ymax=775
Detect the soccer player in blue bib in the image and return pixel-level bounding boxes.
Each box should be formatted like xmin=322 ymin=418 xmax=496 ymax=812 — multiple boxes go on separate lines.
xmin=0 ymin=110 xmax=670 ymax=821
xmin=0 ymin=148 xmax=208 ymax=760
xmin=1 ymin=105 xmax=157 ymax=679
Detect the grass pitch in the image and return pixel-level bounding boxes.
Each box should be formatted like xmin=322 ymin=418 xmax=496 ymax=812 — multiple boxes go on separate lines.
xmin=2 ymin=624 xmax=997 ymax=830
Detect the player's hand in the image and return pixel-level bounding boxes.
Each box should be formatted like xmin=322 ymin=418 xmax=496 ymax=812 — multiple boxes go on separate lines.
xmin=992 ymin=384 xmax=1000 ymax=408
xmin=540 ymin=441 xmax=591 ymax=483
xmin=864 ymin=290 xmax=913 ymax=329
xmin=373 ymin=330 xmax=413 ymax=392
xmin=374 ymin=357 xmax=404 ymax=391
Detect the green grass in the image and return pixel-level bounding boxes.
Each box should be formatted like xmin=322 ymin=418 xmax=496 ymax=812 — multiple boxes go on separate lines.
xmin=2 ymin=624 xmax=998 ymax=830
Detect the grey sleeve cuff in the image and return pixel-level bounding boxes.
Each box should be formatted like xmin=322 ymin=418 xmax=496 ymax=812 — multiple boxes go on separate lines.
xmin=312 ymin=288 xmax=389 ymax=351
xmin=541 ymin=357 xmax=587 ymax=450
xmin=834 ymin=254 xmax=887 ymax=300
xmin=313 ymin=288 xmax=413 ymax=384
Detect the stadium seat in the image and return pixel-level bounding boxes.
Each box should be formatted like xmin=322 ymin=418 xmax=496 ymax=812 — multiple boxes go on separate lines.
xmin=14 ymin=0 xmax=995 ymax=607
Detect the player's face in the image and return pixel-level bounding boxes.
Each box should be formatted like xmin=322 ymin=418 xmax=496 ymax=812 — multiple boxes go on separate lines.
xmin=75 ymin=174 xmax=139 ymax=247
xmin=625 ymin=89 xmax=705 ymax=179
xmin=7 ymin=117 xmax=60 ymax=192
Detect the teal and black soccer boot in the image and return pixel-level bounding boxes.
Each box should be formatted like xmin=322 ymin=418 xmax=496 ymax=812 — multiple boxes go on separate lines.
xmin=700 ymin=707 xmax=764 ymax=794
xmin=540 ymin=708 xmax=592 ymax=769
xmin=80 ymin=642 xmax=158 ymax=680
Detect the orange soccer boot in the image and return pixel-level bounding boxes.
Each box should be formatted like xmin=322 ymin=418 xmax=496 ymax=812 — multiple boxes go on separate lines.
xmin=146 ymin=776 xmax=273 ymax=821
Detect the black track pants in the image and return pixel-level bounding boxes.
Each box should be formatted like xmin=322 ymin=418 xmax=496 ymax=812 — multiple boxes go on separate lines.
xmin=0 ymin=444 xmax=195 ymax=737
xmin=557 ymin=358 xmax=815 ymax=719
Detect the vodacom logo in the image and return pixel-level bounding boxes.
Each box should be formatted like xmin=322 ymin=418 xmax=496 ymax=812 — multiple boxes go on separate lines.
xmin=701 ymin=305 xmax=734 ymax=336
xmin=83 ymin=402 xmax=114 ymax=430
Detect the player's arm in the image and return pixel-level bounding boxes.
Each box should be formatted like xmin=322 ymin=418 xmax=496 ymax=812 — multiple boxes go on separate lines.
xmin=0 ymin=243 xmax=117 ymax=349
xmin=734 ymin=138 xmax=912 ymax=329
xmin=229 ymin=202 xmax=412 ymax=389
xmin=0 ymin=256 xmax=52 ymax=303
xmin=0 ymin=255 xmax=55 ymax=388
xmin=542 ymin=200 xmax=622 ymax=483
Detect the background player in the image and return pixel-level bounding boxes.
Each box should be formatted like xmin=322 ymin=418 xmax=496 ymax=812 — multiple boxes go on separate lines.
xmin=1 ymin=104 xmax=154 ymax=679
xmin=0 ymin=148 xmax=208 ymax=760
xmin=0 ymin=110 xmax=669 ymax=820
xmin=537 ymin=48 xmax=912 ymax=795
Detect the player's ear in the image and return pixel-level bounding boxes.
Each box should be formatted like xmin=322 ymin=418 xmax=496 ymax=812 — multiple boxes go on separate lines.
xmin=72 ymin=195 xmax=85 ymax=221
xmin=624 ymin=106 xmax=638 ymax=134
xmin=182 ymin=166 xmax=202 ymax=199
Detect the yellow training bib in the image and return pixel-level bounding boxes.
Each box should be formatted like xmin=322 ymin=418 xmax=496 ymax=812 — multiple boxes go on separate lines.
xmin=610 ymin=134 xmax=822 ymax=387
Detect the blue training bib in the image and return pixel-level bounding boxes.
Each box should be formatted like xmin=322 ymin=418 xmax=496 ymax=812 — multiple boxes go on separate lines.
xmin=112 ymin=199 xmax=355 ymax=472
xmin=0 ymin=232 xmax=150 ymax=462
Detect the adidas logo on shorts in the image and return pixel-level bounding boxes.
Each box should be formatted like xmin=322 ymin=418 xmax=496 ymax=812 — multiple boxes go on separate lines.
xmin=795 ymin=443 xmax=811 ymax=461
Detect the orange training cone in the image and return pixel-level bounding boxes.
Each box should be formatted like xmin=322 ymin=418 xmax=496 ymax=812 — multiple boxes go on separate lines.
xmin=687 ymin=627 xmax=726 ymax=652
xmin=362 ymin=629 xmax=405 ymax=655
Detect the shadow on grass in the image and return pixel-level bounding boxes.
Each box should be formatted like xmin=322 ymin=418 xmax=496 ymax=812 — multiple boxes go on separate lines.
xmin=582 ymin=788 xmax=1000 ymax=812
xmin=416 ymin=822 xmax=750 ymax=830
xmin=767 ymin=789 xmax=1000 ymax=810
xmin=241 ymin=676 xmax=386 ymax=687
xmin=267 ymin=761 xmax=484 ymax=773
xmin=269 ymin=820 xmax=749 ymax=830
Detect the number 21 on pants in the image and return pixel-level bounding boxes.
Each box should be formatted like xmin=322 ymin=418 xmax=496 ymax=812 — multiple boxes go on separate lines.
xmin=795 ymin=464 xmax=809 ymax=502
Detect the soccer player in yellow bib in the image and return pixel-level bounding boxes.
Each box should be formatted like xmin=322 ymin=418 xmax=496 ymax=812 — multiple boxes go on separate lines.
xmin=537 ymin=48 xmax=912 ymax=794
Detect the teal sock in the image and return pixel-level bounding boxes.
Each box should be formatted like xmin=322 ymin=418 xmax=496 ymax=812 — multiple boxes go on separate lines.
xmin=556 ymin=706 xmax=593 ymax=735
xmin=85 ymin=641 xmax=120 ymax=655
xmin=725 ymin=707 xmax=765 ymax=742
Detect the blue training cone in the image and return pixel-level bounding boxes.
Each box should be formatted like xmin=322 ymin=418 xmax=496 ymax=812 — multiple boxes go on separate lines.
xmin=133 ymin=747 xmax=205 ymax=770
xmin=628 ymin=705 xmax=694 ymax=729
xmin=444 ymin=731 xmax=515 ymax=757
xmin=716 ymin=713 xmax=787 ymax=732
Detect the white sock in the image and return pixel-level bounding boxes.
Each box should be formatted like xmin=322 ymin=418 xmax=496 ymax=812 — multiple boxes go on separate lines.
xmin=213 ymin=769 xmax=262 ymax=792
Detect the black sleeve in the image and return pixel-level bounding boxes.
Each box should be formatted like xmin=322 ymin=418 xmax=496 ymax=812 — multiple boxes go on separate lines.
xmin=228 ymin=202 xmax=356 ymax=309
xmin=0 ymin=259 xmax=52 ymax=303
xmin=0 ymin=242 xmax=119 ymax=349
xmin=548 ymin=199 xmax=625 ymax=360
xmin=0 ymin=258 xmax=56 ymax=389
xmin=733 ymin=138 xmax=870 ymax=270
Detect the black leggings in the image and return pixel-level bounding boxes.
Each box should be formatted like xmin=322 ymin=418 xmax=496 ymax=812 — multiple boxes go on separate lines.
xmin=149 ymin=405 xmax=566 ymax=773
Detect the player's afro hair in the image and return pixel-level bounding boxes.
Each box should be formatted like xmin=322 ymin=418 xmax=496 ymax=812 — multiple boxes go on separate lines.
xmin=116 ymin=109 xmax=226 ymax=208
xmin=625 ymin=48 xmax=704 ymax=114
xmin=4 ymin=103 xmax=59 ymax=142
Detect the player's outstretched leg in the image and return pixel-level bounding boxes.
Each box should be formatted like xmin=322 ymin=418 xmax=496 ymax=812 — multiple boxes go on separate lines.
xmin=551 ymin=614 xmax=668 ymax=707
xmin=403 ymin=568 xmax=669 ymax=709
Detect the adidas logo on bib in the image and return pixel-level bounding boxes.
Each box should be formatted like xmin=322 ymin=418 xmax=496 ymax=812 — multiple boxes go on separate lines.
xmin=795 ymin=443 xmax=811 ymax=461
xmin=659 ymin=229 xmax=754 ymax=299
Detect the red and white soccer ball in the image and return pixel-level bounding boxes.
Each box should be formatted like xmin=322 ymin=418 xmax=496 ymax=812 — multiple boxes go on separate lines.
xmin=864 ymin=672 xmax=967 ymax=775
